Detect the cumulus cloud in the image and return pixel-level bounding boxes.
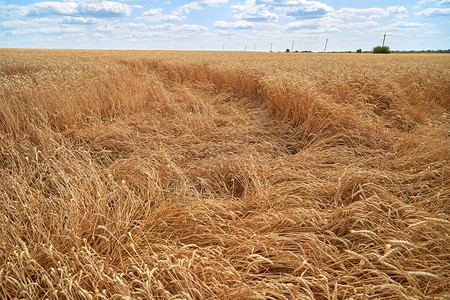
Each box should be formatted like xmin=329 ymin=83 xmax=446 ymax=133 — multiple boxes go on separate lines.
xmin=11 ymin=25 xmax=86 ymax=35
xmin=335 ymin=6 xmax=407 ymax=20
xmin=97 ymin=22 xmax=148 ymax=33
xmin=0 ymin=17 xmax=64 ymax=32
xmin=78 ymin=1 xmax=132 ymax=17
xmin=233 ymin=0 xmax=333 ymax=22
xmin=286 ymin=5 xmax=332 ymax=19
xmin=417 ymin=0 xmax=436 ymax=5
xmin=174 ymin=0 xmax=228 ymax=15
xmin=0 ymin=20 xmax=36 ymax=29
xmin=415 ymin=7 xmax=450 ymax=16
xmin=23 ymin=1 xmax=133 ymax=18
xmin=231 ymin=2 xmax=279 ymax=22
xmin=387 ymin=6 xmax=408 ymax=14
xmin=256 ymin=0 xmax=329 ymax=6
xmin=285 ymin=18 xmax=340 ymax=32
xmin=336 ymin=7 xmax=384 ymax=19
xmin=340 ymin=21 xmax=378 ymax=29
xmin=125 ymin=22 xmax=148 ymax=30
xmin=27 ymin=2 xmax=78 ymax=17
xmin=62 ymin=16 xmax=100 ymax=24
xmin=1 ymin=0 xmax=447 ymax=50
xmin=140 ymin=8 xmax=185 ymax=22
xmin=154 ymin=24 xmax=208 ymax=32
xmin=240 ymin=9 xmax=278 ymax=21
xmin=0 ymin=5 xmax=28 ymax=18
xmin=378 ymin=21 xmax=433 ymax=31
xmin=202 ymin=0 xmax=228 ymax=5
xmin=214 ymin=20 xmax=255 ymax=29
xmin=142 ymin=23 xmax=208 ymax=40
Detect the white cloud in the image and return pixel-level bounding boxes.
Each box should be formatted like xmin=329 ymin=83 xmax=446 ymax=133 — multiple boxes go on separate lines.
xmin=140 ymin=8 xmax=185 ymax=22
xmin=231 ymin=0 xmax=334 ymax=21
xmin=334 ymin=8 xmax=382 ymax=20
xmin=91 ymin=19 xmax=207 ymax=42
xmin=202 ymin=0 xmax=229 ymax=5
xmin=257 ymin=0 xmax=329 ymax=6
xmin=0 ymin=18 xmax=61 ymax=30
xmin=214 ymin=20 xmax=255 ymax=29
xmin=21 ymin=1 xmax=133 ymax=18
xmin=416 ymin=7 xmax=450 ymax=16
xmin=34 ymin=26 xmax=63 ymax=34
xmin=0 ymin=0 xmax=447 ymax=51
xmin=285 ymin=17 xmax=340 ymax=32
xmin=174 ymin=0 xmax=228 ymax=15
xmin=151 ymin=24 xmax=208 ymax=32
xmin=96 ymin=23 xmax=120 ymax=32
xmin=0 ymin=5 xmax=27 ymax=18
xmin=340 ymin=21 xmax=379 ymax=29
xmin=334 ymin=6 xmax=407 ymax=20
xmin=423 ymin=30 xmax=442 ymax=34
xmin=0 ymin=20 xmax=35 ymax=29
xmin=250 ymin=1 xmax=335 ymax=20
xmin=393 ymin=21 xmax=432 ymax=27
xmin=125 ymin=22 xmax=148 ymax=30
xmin=231 ymin=2 xmax=279 ymax=22
xmin=285 ymin=3 xmax=333 ymax=19
xmin=78 ymin=1 xmax=132 ymax=17
xmin=417 ymin=0 xmax=436 ymax=5
xmin=141 ymin=8 xmax=161 ymax=16
xmin=240 ymin=9 xmax=278 ymax=21
xmin=132 ymin=23 xmax=210 ymax=40
xmin=387 ymin=6 xmax=408 ymax=14
xmin=97 ymin=21 xmax=148 ymax=33
xmin=62 ymin=16 xmax=100 ymax=24
xmin=11 ymin=25 xmax=86 ymax=35
xmin=27 ymin=2 xmax=78 ymax=17
xmin=378 ymin=21 xmax=433 ymax=32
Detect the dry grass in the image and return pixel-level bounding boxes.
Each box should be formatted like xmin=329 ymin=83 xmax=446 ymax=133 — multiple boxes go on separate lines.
xmin=0 ymin=49 xmax=449 ymax=299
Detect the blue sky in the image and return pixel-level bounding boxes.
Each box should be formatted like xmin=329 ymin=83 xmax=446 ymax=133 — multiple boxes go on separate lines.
xmin=0 ymin=0 xmax=449 ymax=51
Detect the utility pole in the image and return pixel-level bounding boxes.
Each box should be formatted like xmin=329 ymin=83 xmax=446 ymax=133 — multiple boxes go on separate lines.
xmin=291 ymin=41 xmax=295 ymax=52
xmin=270 ymin=43 xmax=272 ymax=52
xmin=244 ymin=45 xmax=247 ymax=51
xmin=324 ymin=38 xmax=328 ymax=52
xmin=382 ymin=33 xmax=386 ymax=47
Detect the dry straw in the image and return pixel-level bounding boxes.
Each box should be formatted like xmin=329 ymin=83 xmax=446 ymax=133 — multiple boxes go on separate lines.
xmin=0 ymin=49 xmax=449 ymax=298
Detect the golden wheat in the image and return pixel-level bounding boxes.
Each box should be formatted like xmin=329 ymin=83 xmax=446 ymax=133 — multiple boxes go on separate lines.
xmin=0 ymin=49 xmax=449 ymax=299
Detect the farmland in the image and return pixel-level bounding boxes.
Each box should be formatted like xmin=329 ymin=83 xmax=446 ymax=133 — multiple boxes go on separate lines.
xmin=0 ymin=49 xmax=449 ymax=299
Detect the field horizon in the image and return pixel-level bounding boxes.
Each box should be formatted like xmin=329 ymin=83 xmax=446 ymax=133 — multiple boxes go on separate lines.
xmin=0 ymin=49 xmax=448 ymax=299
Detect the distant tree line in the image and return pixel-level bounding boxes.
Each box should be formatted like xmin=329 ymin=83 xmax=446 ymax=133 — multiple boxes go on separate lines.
xmin=369 ymin=46 xmax=449 ymax=54
xmin=364 ymin=48 xmax=449 ymax=54
xmin=281 ymin=48 xmax=449 ymax=54
xmin=373 ymin=46 xmax=391 ymax=53
xmin=285 ymin=49 xmax=313 ymax=53
xmin=391 ymin=49 xmax=450 ymax=53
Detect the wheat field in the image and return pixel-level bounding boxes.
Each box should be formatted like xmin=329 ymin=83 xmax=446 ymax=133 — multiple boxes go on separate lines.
xmin=0 ymin=49 xmax=449 ymax=299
